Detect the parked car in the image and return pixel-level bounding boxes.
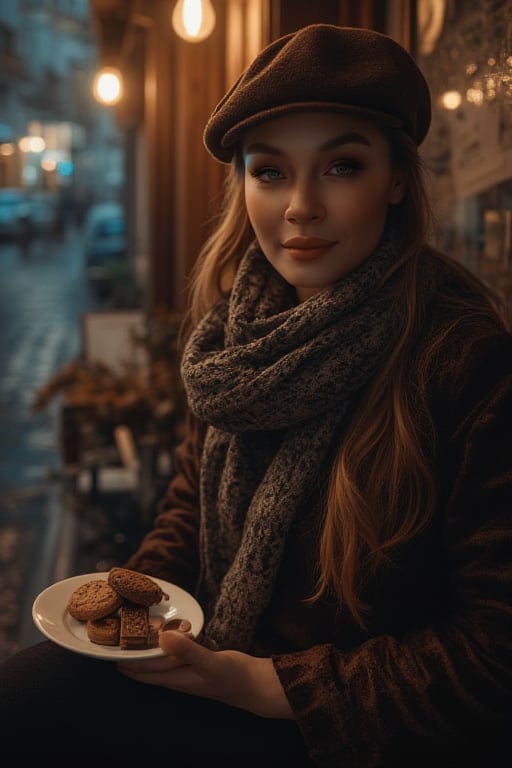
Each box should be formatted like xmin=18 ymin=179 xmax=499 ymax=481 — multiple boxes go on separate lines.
xmin=84 ymin=202 xmax=127 ymax=282
xmin=0 ymin=187 xmax=31 ymax=240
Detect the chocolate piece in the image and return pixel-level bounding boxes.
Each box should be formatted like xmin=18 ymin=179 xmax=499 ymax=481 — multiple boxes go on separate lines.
xmin=119 ymin=605 xmax=149 ymax=649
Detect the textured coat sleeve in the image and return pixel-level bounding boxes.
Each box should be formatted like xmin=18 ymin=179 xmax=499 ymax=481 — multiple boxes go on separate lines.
xmin=123 ymin=410 xmax=204 ymax=594
xmin=272 ymin=330 xmax=512 ymax=767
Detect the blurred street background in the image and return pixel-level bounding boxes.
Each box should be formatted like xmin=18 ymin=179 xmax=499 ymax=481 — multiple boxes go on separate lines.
xmin=0 ymin=0 xmax=138 ymax=661
xmin=0 ymin=223 xmax=97 ymax=657
xmin=0 ymin=219 xmax=152 ymax=660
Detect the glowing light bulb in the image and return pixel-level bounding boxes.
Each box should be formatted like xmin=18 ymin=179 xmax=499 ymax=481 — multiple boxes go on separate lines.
xmin=93 ymin=67 xmax=123 ymax=105
xmin=172 ymin=0 xmax=216 ymax=42
xmin=439 ymin=89 xmax=462 ymax=110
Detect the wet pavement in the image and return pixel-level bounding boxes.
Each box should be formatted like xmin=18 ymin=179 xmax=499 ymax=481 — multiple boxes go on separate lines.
xmin=0 ymin=227 xmax=97 ymax=490
xmin=0 ymin=227 xmax=101 ymax=657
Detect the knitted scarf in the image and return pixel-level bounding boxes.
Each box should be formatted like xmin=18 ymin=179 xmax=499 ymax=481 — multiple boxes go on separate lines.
xmin=181 ymin=231 xmax=402 ymax=651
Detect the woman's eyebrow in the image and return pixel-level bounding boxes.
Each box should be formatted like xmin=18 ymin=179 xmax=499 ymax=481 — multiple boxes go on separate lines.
xmin=244 ymin=131 xmax=372 ymax=158
xmin=321 ymin=132 xmax=372 ymax=150
xmin=244 ymin=142 xmax=284 ymax=156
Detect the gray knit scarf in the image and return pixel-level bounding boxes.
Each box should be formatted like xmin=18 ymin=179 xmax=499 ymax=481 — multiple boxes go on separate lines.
xmin=181 ymin=231 xmax=402 ymax=651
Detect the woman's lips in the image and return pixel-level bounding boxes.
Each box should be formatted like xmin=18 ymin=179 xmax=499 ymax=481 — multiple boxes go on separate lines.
xmin=282 ymin=237 xmax=337 ymax=261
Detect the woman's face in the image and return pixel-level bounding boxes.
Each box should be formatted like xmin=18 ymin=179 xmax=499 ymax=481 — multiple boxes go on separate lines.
xmin=243 ymin=111 xmax=404 ymax=301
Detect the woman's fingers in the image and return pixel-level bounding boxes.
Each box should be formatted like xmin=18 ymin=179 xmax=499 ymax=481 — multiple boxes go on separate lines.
xmin=117 ymin=631 xmax=214 ymax=679
xmin=158 ymin=630 xmax=214 ymax=674
xmin=117 ymin=632 xmax=218 ymax=695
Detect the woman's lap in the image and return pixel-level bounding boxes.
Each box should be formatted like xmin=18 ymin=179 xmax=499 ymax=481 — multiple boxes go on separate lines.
xmin=0 ymin=641 xmax=311 ymax=765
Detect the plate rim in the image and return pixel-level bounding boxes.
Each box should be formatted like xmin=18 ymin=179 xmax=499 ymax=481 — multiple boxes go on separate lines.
xmin=32 ymin=571 xmax=204 ymax=661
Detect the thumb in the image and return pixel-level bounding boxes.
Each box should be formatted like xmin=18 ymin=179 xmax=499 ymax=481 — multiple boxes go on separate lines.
xmin=159 ymin=629 xmax=214 ymax=668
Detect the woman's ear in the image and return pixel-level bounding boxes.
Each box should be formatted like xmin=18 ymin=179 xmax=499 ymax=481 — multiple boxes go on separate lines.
xmin=389 ymin=171 xmax=406 ymax=204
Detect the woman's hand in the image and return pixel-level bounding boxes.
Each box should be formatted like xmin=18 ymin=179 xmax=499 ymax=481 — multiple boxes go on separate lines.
xmin=117 ymin=630 xmax=295 ymax=720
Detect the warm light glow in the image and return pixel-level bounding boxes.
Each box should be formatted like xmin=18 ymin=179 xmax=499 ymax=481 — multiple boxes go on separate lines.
xmin=172 ymin=0 xmax=216 ymax=42
xmin=41 ymin=157 xmax=57 ymax=172
xmin=0 ymin=142 xmax=15 ymax=156
xmin=19 ymin=136 xmax=46 ymax=153
xmin=439 ymin=89 xmax=462 ymax=110
xmin=466 ymin=86 xmax=484 ymax=106
xmin=93 ymin=67 xmax=123 ymax=105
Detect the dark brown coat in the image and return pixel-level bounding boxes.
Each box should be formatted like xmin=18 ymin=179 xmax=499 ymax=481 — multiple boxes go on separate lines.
xmin=126 ymin=303 xmax=512 ymax=767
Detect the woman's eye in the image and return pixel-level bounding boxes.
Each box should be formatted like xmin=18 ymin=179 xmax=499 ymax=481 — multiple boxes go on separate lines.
xmin=328 ymin=161 xmax=362 ymax=177
xmin=249 ymin=166 xmax=284 ymax=182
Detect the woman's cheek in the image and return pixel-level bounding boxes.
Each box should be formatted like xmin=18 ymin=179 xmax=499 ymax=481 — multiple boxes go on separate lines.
xmin=341 ymin=187 xmax=391 ymax=225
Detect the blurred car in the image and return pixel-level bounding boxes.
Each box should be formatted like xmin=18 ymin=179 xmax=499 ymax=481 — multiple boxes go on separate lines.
xmin=0 ymin=187 xmax=31 ymax=240
xmin=84 ymin=202 xmax=127 ymax=281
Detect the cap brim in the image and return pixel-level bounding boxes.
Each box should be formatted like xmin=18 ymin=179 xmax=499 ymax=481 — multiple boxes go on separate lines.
xmin=206 ymin=102 xmax=404 ymax=163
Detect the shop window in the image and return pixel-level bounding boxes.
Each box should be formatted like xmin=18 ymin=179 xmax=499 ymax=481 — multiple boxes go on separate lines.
xmin=418 ymin=0 xmax=512 ymax=316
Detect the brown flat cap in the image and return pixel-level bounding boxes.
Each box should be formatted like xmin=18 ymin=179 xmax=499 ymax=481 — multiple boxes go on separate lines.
xmin=204 ymin=24 xmax=431 ymax=162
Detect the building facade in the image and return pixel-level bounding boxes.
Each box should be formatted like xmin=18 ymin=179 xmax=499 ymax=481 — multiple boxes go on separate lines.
xmin=0 ymin=0 xmax=124 ymax=206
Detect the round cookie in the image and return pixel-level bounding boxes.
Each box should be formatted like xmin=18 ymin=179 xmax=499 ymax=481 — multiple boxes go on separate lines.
xmin=86 ymin=615 xmax=120 ymax=646
xmin=67 ymin=579 xmax=124 ymax=621
xmin=107 ymin=567 xmax=169 ymax=607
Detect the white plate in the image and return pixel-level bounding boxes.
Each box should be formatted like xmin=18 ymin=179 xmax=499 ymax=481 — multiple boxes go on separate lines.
xmin=32 ymin=572 xmax=204 ymax=661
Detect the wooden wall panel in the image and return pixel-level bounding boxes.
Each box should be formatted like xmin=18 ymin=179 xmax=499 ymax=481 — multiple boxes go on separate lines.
xmin=143 ymin=1 xmax=176 ymax=312
xmin=142 ymin=0 xmax=228 ymax=312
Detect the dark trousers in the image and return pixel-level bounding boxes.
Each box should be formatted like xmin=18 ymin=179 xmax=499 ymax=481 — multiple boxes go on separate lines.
xmin=0 ymin=640 xmax=312 ymax=765
xmin=1 ymin=641 xmax=509 ymax=766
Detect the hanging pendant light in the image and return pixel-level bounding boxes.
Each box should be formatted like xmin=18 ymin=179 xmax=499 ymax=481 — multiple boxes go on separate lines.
xmin=172 ymin=0 xmax=216 ymax=43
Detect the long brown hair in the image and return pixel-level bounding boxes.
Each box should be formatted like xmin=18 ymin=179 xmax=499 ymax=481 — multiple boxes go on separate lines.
xmin=183 ymin=126 xmax=508 ymax=625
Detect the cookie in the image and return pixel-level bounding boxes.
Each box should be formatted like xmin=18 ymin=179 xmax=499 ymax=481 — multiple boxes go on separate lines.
xmin=119 ymin=605 xmax=149 ymax=649
xmin=67 ymin=579 xmax=124 ymax=621
xmin=86 ymin=615 xmax=121 ymax=646
xmin=107 ymin=567 xmax=169 ymax=607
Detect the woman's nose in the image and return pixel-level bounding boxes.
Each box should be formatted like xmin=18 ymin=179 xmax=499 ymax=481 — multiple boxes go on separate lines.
xmin=285 ymin=185 xmax=325 ymax=223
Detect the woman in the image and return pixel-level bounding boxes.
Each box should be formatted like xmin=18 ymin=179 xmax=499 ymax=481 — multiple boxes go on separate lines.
xmin=1 ymin=24 xmax=510 ymax=767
